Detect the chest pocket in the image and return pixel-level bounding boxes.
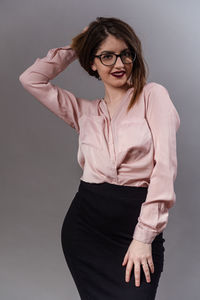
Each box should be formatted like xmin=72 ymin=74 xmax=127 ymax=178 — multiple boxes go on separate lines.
xmin=117 ymin=117 xmax=152 ymax=153
xmin=78 ymin=115 xmax=105 ymax=150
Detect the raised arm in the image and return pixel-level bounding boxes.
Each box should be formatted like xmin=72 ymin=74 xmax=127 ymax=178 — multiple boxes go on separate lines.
xmin=132 ymin=83 xmax=181 ymax=244
xmin=19 ymin=44 xmax=88 ymax=133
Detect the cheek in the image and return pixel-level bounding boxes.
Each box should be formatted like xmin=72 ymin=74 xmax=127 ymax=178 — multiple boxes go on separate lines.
xmin=127 ymin=64 xmax=133 ymax=74
xmin=125 ymin=68 xmax=133 ymax=80
xmin=98 ymin=67 xmax=111 ymax=77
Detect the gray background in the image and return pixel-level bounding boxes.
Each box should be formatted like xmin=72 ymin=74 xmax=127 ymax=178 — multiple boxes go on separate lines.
xmin=1 ymin=0 xmax=199 ymax=299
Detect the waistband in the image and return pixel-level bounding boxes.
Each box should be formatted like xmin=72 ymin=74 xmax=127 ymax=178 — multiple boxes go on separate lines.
xmin=78 ymin=180 xmax=148 ymax=195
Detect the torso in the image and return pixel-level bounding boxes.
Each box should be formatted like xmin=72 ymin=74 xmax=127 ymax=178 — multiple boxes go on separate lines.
xmin=105 ymin=101 xmax=122 ymax=120
xmin=107 ymin=106 xmax=115 ymax=120
xmin=103 ymin=86 xmax=132 ymax=120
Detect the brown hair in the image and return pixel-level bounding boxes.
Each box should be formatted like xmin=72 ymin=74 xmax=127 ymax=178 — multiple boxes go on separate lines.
xmin=70 ymin=17 xmax=149 ymax=112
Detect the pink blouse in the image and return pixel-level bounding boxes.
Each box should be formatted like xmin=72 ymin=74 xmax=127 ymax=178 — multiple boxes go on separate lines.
xmin=19 ymin=45 xmax=181 ymax=244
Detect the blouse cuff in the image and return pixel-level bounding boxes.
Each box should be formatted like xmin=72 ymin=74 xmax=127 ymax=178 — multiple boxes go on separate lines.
xmin=132 ymin=223 xmax=159 ymax=244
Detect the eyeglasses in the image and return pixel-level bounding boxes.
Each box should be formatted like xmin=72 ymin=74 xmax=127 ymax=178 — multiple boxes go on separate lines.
xmin=93 ymin=50 xmax=136 ymax=66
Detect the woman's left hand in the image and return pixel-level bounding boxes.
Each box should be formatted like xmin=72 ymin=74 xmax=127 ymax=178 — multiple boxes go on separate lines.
xmin=122 ymin=239 xmax=154 ymax=287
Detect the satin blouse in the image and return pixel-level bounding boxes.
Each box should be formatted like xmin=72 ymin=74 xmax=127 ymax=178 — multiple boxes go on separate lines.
xmin=19 ymin=44 xmax=181 ymax=244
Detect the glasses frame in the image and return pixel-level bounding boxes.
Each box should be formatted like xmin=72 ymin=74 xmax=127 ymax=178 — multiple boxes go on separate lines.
xmin=92 ymin=50 xmax=137 ymax=66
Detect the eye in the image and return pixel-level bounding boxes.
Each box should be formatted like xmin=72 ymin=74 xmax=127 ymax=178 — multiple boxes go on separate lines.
xmin=102 ymin=54 xmax=113 ymax=60
xmin=123 ymin=51 xmax=132 ymax=57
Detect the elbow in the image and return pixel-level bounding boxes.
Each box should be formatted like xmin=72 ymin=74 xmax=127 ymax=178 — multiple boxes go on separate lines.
xmin=19 ymin=73 xmax=27 ymax=85
xmin=19 ymin=72 xmax=31 ymax=88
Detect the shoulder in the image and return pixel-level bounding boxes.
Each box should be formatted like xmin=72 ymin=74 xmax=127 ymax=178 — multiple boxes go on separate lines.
xmin=143 ymin=81 xmax=169 ymax=95
xmin=143 ymin=81 xmax=176 ymax=112
xmin=143 ymin=82 xmax=180 ymax=129
xmin=143 ymin=81 xmax=173 ymax=106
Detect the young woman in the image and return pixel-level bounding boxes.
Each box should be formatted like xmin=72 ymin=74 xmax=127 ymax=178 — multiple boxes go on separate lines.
xmin=19 ymin=17 xmax=180 ymax=300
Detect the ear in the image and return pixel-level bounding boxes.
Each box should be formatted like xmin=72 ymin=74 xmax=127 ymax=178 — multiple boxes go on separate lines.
xmin=91 ymin=62 xmax=97 ymax=72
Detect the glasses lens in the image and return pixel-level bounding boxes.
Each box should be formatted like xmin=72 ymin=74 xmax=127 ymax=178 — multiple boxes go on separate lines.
xmin=101 ymin=54 xmax=115 ymax=65
xmin=122 ymin=51 xmax=134 ymax=63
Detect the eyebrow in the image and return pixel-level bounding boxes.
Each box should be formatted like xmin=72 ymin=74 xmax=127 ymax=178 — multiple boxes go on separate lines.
xmin=99 ymin=48 xmax=129 ymax=55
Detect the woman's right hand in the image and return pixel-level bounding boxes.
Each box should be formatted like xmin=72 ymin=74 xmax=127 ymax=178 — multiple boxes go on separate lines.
xmin=122 ymin=239 xmax=154 ymax=287
xmin=81 ymin=26 xmax=89 ymax=33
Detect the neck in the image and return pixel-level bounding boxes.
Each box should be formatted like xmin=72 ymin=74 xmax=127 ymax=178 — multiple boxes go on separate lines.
xmin=103 ymin=83 xmax=131 ymax=105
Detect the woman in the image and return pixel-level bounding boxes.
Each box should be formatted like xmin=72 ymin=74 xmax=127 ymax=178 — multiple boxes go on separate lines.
xmin=19 ymin=17 xmax=180 ymax=300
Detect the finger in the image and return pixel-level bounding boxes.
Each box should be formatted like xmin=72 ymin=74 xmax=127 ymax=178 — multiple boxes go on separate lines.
xmin=122 ymin=252 xmax=128 ymax=266
xmin=141 ymin=261 xmax=151 ymax=283
xmin=82 ymin=26 xmax=89 ymax=33
xmin=125 ymin=259 xmax=134 ymax=283
xmin=147 ymin=256 xmax=155 ymax=274
xmin=134 ymin=262 xmax=141 ymax=287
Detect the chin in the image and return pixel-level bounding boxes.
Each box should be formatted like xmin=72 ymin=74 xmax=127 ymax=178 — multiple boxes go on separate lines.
xmin=102 ymin=74 xmax=131 ymax=89
xmin=111 ymin=79 xmax=129 ymax=88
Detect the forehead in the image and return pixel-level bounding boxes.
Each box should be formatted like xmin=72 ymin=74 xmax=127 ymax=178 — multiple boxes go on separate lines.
xmin=97 ymin=35 xmax=128 ymax=52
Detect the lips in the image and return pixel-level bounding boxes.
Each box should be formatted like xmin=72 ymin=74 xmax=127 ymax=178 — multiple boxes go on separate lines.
xmin=111 ymin=71 xmax=126 ymax=78
xmin=111 ymin=71 xmax=125 ymax=75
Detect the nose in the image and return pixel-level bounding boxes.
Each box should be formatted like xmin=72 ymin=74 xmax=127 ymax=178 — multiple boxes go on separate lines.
xmin=114 ymin=56 xmax=124 ymax=67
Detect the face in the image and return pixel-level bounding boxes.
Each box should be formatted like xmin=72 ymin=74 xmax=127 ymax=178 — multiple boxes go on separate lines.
xmin=91 ymin=34 xmax=133 ymax=89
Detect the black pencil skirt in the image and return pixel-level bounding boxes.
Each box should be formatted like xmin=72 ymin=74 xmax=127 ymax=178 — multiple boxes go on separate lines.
xmin=61 ymin=180 xmax=165 ymax=300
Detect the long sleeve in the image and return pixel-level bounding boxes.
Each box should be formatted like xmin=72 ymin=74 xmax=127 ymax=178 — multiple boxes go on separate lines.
xmin=132 ymin=83 xmax=181 ymax=244
xmin=19 ymin=45 xmax=87 ymax=133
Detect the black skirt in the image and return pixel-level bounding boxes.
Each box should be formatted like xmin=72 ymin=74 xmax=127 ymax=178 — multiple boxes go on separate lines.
xmin=61 ymin=180 xmax=165 ymax=300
